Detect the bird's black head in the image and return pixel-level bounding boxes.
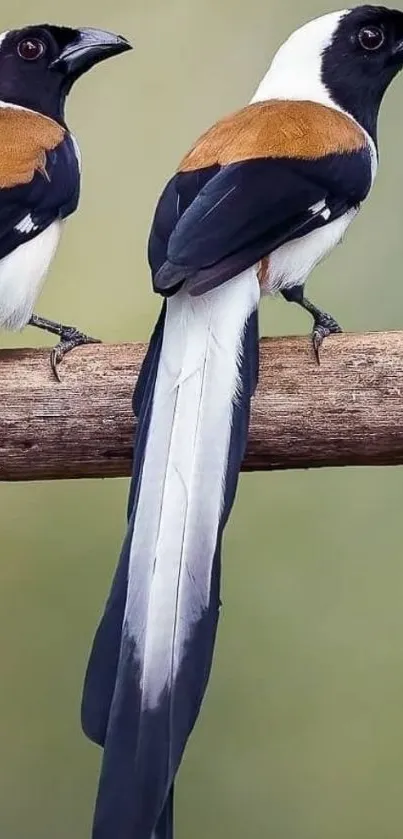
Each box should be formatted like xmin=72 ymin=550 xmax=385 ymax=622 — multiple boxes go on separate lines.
xmin=0 ymin=24 xmax=131 ymax=123
xmin=322 ymin=6 xmax=403 ymax=141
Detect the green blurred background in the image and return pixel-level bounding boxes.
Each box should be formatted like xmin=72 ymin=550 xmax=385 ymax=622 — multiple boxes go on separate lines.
xmin=1 ymin=0 xmax=403 ymax=837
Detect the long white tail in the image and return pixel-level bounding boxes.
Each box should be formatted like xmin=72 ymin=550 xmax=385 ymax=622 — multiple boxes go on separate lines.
xmin=82 ymin=267 xmax=260 ymax=839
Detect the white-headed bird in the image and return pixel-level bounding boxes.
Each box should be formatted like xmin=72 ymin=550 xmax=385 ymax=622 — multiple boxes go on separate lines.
xmin=82 ymin=6 xmax=403 ymax=837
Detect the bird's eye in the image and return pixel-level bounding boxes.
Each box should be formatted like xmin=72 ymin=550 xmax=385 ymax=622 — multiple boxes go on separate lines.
xmin=358 ymin=26 xmax=385 ymax=51
xmin=17 ymin=38 xmax=46 ymax=61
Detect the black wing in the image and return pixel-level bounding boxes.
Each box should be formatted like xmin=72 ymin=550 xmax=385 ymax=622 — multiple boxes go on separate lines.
xmin=150 ymin=150 xmax=372 ymax=296
xmin=0 ymin=133 xmax=80 ymax=260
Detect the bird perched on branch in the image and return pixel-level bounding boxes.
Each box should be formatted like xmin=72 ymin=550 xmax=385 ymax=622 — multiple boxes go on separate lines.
xmin=82 ymin=5 xmax=403 ymax=837
xmin=0 ymin=24 xmax=131 ymax=377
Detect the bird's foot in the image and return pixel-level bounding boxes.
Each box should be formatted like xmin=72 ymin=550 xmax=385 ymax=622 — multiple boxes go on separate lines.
xmin=311 ymin=312 xmax=342 ymax=364
xmin=280 ymin=287 xmax=342 ymax=363
xmin=28 ymin=314 xmax=100 ymax=381
xmin=50 ymin=327 xmax=101 ymax=381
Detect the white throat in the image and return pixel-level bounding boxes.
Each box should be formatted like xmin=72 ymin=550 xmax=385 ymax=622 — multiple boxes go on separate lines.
xmin=251 ymin=10 xmax=348 ymax=108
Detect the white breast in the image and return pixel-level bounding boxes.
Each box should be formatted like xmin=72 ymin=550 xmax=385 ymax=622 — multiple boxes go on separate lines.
xmin=261 ymin=209 xmax=357 ymax=295
xmin=0 ymin=221 xmax=62 ymax=330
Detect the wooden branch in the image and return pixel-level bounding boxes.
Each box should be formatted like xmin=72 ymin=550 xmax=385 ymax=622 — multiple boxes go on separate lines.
xmin=0 ymin=331 xmax=402 ymax=481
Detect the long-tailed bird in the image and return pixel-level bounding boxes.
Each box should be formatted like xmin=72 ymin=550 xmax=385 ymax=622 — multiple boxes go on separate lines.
xmin=82 ymin=6 xmax=403 ymax=837
xmin=0 ymin=24 xmax=131 ymax=377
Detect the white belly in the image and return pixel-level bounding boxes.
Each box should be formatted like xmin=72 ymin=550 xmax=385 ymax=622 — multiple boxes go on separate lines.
xmin=0 ymin=220 xmax=62 ymax=330
xmin=261 ymin=209 xmax=357 ymax=294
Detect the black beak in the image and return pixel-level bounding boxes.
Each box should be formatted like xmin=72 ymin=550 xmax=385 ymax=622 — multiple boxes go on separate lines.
xmin=50 ymin=27 xmax=132 ymax=76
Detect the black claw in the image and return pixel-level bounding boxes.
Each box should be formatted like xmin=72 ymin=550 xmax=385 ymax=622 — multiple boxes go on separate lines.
xmin=311 ymin=314 xmax=342 ymax=364
xmin=281 ymin=288 xmax=342 ymax=364
xmin=49 ymin=329 xmax=101 ymax=381
xmin=28 ymin=315 xmax=101 ymax=381
xmin=312 ymin=327 xmax=326 ymax=365
xmin=50 ymin=348 xmax=62 ymax=382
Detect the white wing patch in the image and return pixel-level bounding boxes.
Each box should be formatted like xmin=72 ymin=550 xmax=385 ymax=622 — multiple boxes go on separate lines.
xmin=15 ymin=214 xmax=39 ymax=235
xmin=310 ymin=199 xmax=326 ymax=213
xmin=309 ymin=200 xmax=332 ymax=222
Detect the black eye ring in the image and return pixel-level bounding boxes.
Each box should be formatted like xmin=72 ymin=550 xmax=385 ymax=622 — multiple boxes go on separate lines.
xmin=17 ymin=38 xmax=46 ymax=61
xmin=358 ymin=26 xmax=385 ymax=51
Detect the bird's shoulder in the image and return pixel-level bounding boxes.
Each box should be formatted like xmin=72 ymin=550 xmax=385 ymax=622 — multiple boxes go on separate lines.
xmin=0 ymin=109 xmax=80 ymax=260
xmin=0 ymin=107 xmax=65 ymax=188
xmin=179 ymin=99 xmax=368 ymax=171
xmin=149 ymin=100 xmax=373 ymax=292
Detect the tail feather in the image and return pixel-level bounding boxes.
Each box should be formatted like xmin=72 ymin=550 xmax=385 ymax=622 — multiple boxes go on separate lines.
xmin=84 ymin=269 xmax=260 ymax=839
xmin=81 ymin=303 xmax=167 ymax=746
